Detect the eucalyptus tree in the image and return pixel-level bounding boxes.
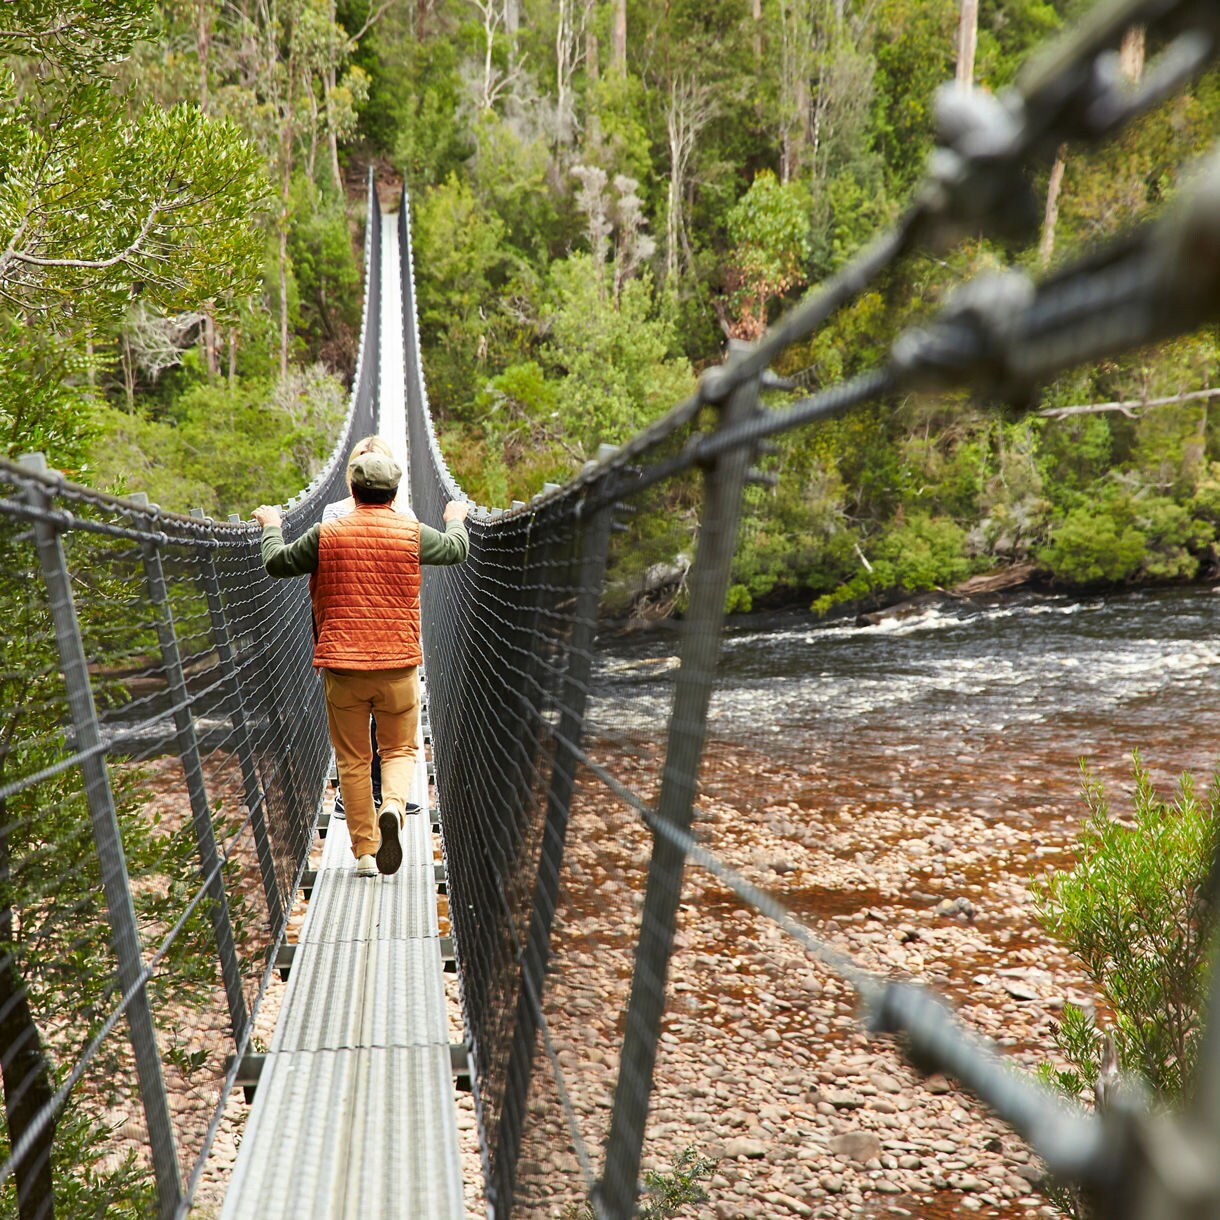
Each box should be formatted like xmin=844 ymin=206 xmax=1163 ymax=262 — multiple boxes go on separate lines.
xmin=0 ymin=0 xmax=267 ymax=441
xmin=722 ymin=169 xmax=810 ymax=340
xmin=663 ymin=71 xmax=717 ymax=286
xmin=220 ymin=0 xmax=384 ymax=375
xmin=0 ymin=6 xmax=265 ymax=1215
xmin=0 ymin=2 xmax=266 ymax=322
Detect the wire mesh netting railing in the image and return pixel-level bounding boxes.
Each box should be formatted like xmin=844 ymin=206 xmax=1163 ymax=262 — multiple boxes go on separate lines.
xmin=2 ymin=0 xmax=1220 ymax=1216
xmin=400 ymin=0 xmax=1220 ymax=1216
xmin=0 ymin=179 xmax=381 ymax=1219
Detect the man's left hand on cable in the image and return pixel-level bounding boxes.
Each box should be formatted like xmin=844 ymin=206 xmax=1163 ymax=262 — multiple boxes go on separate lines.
xmin=253 ymin=505 xmax=282 ymax=529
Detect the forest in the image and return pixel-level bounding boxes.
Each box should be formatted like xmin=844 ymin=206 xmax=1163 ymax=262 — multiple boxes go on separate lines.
xmin=2 ymin=0 xmax=1218 ymax=618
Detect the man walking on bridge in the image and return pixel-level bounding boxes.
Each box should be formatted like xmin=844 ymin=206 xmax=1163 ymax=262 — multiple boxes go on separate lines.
xmin=253 ymin=452 xmax=469 ymax=877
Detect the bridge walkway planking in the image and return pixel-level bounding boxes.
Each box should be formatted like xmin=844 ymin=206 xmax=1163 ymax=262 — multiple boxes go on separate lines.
xmin=219 ymin=211 xmax=466 ymax=1219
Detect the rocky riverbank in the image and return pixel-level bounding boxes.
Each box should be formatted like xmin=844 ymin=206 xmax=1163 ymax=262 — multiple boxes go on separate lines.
xmin=503 ymin=732 xmax=1103 ymax=1219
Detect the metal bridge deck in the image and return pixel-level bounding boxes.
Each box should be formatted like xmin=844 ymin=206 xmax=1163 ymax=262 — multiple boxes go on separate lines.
xmin=220 ymin=212 xmax=465 ymax=1218
xmin=219 ymin=783 xmax=463 ymax=1219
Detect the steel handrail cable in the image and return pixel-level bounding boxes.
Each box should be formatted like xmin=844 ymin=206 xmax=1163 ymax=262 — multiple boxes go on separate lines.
xmin=0 ymin=789 xmax=258 ymax=1198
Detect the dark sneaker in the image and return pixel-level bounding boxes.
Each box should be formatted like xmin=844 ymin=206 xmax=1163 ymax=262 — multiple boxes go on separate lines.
xmin=333 ymin=790 xmax=346 ymax=819
xmin=375 ymin=802 xmax=403 ymax=876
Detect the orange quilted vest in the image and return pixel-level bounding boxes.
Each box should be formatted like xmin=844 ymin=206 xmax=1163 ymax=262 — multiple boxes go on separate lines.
xmin=309 ymin=505 xmax=422 ymax=669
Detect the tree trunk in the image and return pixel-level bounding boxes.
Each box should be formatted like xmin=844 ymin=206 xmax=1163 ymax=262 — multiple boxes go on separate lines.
xmin=1039 ymin=144 xmax=1066 ymax=267
xmin=0 ymin=803 xmax=58 ymax=1220
xmin=664 ymin=75 xmax=711 ymax=285
xmin=204 ymin=314 xmax=218 ymax=379
xmin=326 ymin=1 xmax=342 ymax=193
xmin=238 ymin=0 xmax=256 ymax=88
xmin=122 ymin=334 xmax=135 ymax=409
xmin=278 ymin=215 xmax=290 ymax=382
xmin=197 ymin=0 xmax=210 ymax=111
xmin=955 ymin=0 xmax=978 ymax=91
xmin=555 ymin=0 xmax=574 ymax=144
xmin=665 ymin=163 xmax=679 ymax=286
xmin=665 ymin=78 xmax=686 ymax=285
xmin=277 ymin=24 xmax=296 ymax=383
xmin=753 ymin=0 xmax=762 ymax=74
xmin=1120 ymin=25 xmax=1145 ymax=81
xmin=326 ymin=65 xmax=342 ymax=195
xmin=278 ymin=130 xmax=292 ymax=381
xmin=778 ymin=0 xmax=816 ymax=181
xmin=612 ymin=0 xmax=626 ymax=75
xmin=478 ymin=0 xmax=502 ymax=110
xmin=306 ymin=86 xmax=320 ymax=189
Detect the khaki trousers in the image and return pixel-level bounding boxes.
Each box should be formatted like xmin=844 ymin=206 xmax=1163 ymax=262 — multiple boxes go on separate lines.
xmin=322 ymin=666 xmax=419 ymax=858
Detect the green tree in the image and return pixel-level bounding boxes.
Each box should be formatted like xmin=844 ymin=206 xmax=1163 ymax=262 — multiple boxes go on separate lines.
xmin=0 ymin=323 xmax=99 ymax=476
xmin=0 ymin=0 xmax=267 ymax=471
xmin=1038 ymin=489 xmax=1213 ymax=587
xmin=470 ymin=112 xmax=562 ymax=263
xmin=1036 ymin=502 xmax=1146 ymax=585
xmin=545 ymin=254 xmax=693 ymax=453
xmin=723 ymin=169 xmax=811 ymax=340
xmin=0 ymin=23 xmax=265 ymax=324
xmin=974 ymin=0 xmax=1062 ymax=91
xmin=88 ymin=365 xmax=347 ymax=516
xmin=450 ymin=361 xmax=575 ymax=507
xmin=812 ymin=510 xmax=977 ymax=615
xmin=413 ymin=173 xmax=514 ymax=410
xmin=868 ymin=0 xmax=955 ymax=195
xmin=288 ymin=176 xmax=361 ymax=368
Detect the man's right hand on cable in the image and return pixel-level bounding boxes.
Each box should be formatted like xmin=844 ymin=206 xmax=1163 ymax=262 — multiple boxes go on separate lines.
xmin=443 ymin=500 xmax=469 ymax=523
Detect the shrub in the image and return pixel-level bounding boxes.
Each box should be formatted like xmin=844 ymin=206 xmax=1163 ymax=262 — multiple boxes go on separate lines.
xmin=1032 ymin=753 xmax=1218 ymax=1101
xmin=1029 ymin=754 xmax=1219 ymax=1215
xmin=810 ymin=511 xmax=976 ymax=614
xmin=560 ymin=1145 xmax=717 ymax=1219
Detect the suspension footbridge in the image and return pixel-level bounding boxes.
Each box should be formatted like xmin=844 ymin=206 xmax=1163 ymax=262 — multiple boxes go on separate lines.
xmin=2 ymin=0 xmax=1220 ymax=1217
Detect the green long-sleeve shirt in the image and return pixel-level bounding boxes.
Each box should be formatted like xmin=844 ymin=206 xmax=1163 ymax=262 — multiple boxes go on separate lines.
xmin=260 ymin=512 xmax=469 ymax=577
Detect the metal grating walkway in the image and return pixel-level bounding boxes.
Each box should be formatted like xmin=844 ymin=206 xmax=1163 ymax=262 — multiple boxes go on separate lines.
xmin=220 ymin=747 xmax=464 ymax=1219
xmin=220 ymin=211 xmax=465 ymax=1218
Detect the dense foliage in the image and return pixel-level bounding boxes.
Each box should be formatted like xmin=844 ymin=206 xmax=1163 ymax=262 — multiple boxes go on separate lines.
xmin=356 ymin=0 xmax=1220 ymax=614
xmin=3 ymin=2 xmax=1219 ymax=568
xmin=0 ymin=0 xmax=370 ymax=512
xmin=1034 ymin=755 xmax=1219 ymax=1099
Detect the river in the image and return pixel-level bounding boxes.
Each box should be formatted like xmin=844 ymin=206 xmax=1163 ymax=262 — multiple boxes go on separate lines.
xmin=594 ymin=586 xmax=1220 ymax=814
